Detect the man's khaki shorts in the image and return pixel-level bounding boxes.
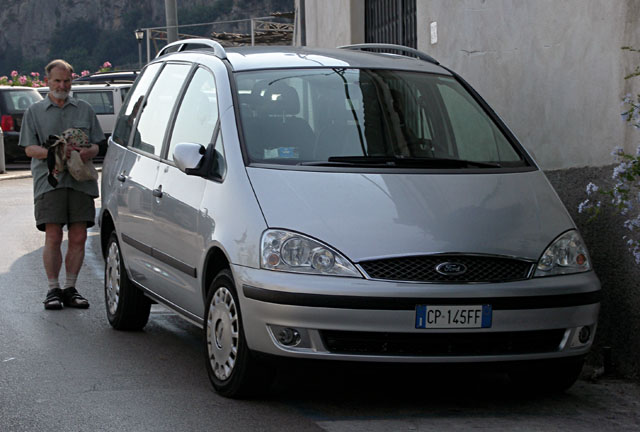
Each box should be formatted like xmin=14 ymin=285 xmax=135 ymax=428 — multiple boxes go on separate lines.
xmin=34 ymin=188 xmax=95 ymax=232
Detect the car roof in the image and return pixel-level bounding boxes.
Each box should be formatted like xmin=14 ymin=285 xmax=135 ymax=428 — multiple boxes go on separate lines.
xmin=73 ymin=70 xmax=139 ymax=84
xmin=156 ymin=40 xmax=449 ymax=76
xmin=0 ymin=85 xmax=41 ymax=92
xmin=70 ymin=83 xmax=131 ymax=90
xmin=224 ymin=46 xmax=448 ymax=74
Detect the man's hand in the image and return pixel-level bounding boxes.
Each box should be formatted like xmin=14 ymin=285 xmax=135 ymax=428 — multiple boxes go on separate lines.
xmin=65 ymin=144 xmax=79 ymax=160
xmin=77 ymin=144 xmax=99 ymax=163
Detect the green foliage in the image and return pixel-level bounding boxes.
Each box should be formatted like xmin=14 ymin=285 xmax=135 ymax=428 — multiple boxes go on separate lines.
xmin=580 ymin=47 xmax=640 ymax=263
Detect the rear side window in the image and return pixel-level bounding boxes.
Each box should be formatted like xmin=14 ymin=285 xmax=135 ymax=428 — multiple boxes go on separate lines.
xmin=132 ymin=63 xmax=191 ymax=156
xmin=74 ymin=91 xmax=114 ymax=114
xmin=167 ymin=67 xmax=218 ymax=161
xmin=0 ymin=90 xmax=41 ymax=114
xmin=112 ymin=62 xmax=162 ymax=146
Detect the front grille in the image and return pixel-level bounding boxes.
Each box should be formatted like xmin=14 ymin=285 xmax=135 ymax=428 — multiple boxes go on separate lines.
xmin=358 ymin=255 xmax=534 ymax=283
xmin=321 ymin=329 xmax=565 ymax=356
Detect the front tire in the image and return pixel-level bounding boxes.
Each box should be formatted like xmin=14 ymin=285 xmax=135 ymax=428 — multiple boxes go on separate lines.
xmin=204 ymin=269 xmax=270 ymax=398
xmin=104 ymin=232 xmax=151 ymax=330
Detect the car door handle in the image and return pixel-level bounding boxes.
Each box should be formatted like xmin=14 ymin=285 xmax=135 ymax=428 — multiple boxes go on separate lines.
xmin=153 ymin=187 xmax=163 ymax=198
xmin=117 ymin=173 xmax=126 ymax=182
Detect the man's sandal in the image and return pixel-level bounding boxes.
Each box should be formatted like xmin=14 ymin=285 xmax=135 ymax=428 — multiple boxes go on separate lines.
xmin=43 ymin=288 xmax=63 ymax=310
xmin=62 ymin=287 xmax=90 ymax=309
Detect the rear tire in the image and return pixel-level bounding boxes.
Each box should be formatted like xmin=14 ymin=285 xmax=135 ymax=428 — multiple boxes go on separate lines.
xmin=104 ymin=232 xmax=151 ymax=330
xmin=204 ymin=269 xmax=271 ymax=398
xmin=508 ymin=356 xmax=584 ymax=394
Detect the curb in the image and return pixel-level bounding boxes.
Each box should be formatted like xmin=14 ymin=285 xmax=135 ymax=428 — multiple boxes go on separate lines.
xmin=0 ymin=171 xmax=31 ymax=181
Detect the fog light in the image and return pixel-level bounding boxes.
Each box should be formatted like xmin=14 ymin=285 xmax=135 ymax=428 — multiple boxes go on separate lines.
xmin=276 ymin=327 xmax=301 ymax=346
xmin=578 ymin=326 xmax=591 ymax=344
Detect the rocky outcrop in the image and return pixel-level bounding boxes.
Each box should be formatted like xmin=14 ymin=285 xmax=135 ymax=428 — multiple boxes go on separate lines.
xmin=0 ymin=0 xmax=292 ymax=69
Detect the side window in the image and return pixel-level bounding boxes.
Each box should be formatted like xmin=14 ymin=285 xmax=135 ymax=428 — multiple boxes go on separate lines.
xmin=112 ymin=62 xmax=162 ymax=146
xmin=132 ymin=63 xmax=192 ymax=156
xmin=167 ymin=67 xmax=218 ymax=161
xmin=74 ymin=91 xmax=114 ymax=114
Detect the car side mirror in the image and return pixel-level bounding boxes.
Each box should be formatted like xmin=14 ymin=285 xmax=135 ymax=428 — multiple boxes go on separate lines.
xmin=173 ymin=142 xmax=225 ymax=181
xmin=173 ymin=142 xmax=204 ymax=172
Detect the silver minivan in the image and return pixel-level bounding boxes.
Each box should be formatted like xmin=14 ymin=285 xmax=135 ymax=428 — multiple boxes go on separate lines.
xmin=100 ymin=40 xmax=600 ymax=398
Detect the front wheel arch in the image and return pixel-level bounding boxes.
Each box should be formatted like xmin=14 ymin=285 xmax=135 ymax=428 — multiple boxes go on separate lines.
xmin=203 ymin=269 xmax=271 ymax=398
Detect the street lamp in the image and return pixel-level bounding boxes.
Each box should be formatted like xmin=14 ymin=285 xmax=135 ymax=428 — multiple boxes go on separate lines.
xmin=134 ymin=29 xmax=145 ymax=69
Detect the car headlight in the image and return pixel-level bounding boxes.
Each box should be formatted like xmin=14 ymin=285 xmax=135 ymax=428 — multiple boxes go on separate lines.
xmin=534 ymin=230 xmax=592 ymax=277
xmin=261 ymin=229 xmax=361 ymax=277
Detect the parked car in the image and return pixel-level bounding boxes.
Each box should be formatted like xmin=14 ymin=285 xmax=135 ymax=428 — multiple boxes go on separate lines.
xmin=99 ymin=40 xmax=601 ymax=398
xmin=0 ymin=86 xmax=42 ymax=162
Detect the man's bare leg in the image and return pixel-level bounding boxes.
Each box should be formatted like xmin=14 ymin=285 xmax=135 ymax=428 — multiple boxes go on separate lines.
xmin=63 ymin=222 xmax=90 ymax=308
xmin=66 ymin=222 xmax=87 ymax=275
xmin=43 ymin=223 xmax=64 ymax=309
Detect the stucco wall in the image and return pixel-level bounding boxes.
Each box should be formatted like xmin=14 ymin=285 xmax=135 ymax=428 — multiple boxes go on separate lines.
xmin=301 ymin=0 xmax=364 ymax=48
xmin=417 ymin=0 xmax=640 ymax=170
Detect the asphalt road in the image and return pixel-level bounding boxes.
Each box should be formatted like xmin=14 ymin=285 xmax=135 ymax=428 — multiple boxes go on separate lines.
xmin=1 ymin=176 xmax=640 ymax=431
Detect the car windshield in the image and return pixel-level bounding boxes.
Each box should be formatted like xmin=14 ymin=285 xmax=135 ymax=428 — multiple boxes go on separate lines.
xmin=1 ymin=89 xmax=42 ymax=114
xmin=235 ymin=68 xmax=528 ymax=169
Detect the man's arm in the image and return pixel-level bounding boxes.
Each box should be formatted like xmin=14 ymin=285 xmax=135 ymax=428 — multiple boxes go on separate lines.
xmin=24 ymin=145 xmax=48 ymax=160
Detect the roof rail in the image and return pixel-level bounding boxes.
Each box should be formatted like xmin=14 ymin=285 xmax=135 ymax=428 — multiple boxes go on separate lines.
xmin=156 ymin=38 xmax=227 ymax=60
xmin=338 ymin=43 xmax=439 ymax=65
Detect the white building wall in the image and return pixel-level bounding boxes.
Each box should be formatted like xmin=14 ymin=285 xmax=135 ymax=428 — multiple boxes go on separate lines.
xmin=417 ymin=0 xmax=640 ymax=170
xmin=302 ymin=0 xmax=364 ymax=48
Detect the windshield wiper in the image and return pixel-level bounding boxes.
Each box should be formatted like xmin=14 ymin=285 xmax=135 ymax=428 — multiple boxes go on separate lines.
xmin=299 ymin=156 xmax=501 ymax=168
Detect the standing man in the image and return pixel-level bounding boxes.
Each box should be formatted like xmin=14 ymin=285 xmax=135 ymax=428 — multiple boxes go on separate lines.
xmin=19 ymin=59 xmax=103 ymax=310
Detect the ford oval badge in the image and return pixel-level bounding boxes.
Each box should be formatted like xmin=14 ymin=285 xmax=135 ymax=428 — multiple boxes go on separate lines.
xmin=435 ymin=262 xmax=467 ymax=276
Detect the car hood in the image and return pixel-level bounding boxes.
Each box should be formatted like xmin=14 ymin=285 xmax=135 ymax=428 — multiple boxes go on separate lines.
xmin=246 ymin=168 xmax=574 ymax=262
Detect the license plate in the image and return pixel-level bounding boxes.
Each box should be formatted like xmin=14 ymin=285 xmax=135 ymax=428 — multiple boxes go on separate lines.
xmin=415 ymin=305 xmax=492 ymax=329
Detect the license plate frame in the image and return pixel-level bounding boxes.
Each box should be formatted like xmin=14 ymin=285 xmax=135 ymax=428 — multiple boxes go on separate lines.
xmin=415 ymin=304 xmax=492 ymax=329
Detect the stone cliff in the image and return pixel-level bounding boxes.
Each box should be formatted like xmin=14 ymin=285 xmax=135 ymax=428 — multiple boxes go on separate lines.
xmin=0 ymin=0 xmax=292 ymax=73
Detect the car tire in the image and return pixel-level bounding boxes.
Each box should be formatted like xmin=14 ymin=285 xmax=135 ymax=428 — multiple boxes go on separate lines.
xmin=204 ymin=269 xmax=271 ymax=398
xmin=508 ymin=356 xmax=584 ymax=394
xmin=104 ymin=232 xmax=151 ymax=331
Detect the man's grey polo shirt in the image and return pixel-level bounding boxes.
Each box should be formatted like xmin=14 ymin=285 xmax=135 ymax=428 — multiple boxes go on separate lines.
xmin=19 ymin=96 xmax=104 ymax=200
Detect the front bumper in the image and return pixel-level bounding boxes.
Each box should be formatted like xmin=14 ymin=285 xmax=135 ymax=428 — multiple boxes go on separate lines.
xmin=233 ymin=265 xmax=600 ymax=363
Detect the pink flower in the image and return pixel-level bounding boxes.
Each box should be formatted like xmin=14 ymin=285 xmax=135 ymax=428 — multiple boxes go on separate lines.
xmin=11 ymin=70 xmax=18 ymax=77
xmin=81 ymin=70 xmax=90 ymax=77
xmin=30 ymin=72 xmax=39 ymax=77
xmin=72 ymin=73 xmax=79 ymax=79
xmin=18 ymin=76 xmax=27 ymax=85
xmin=102 ymin=61 xmax=112 ymax=68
